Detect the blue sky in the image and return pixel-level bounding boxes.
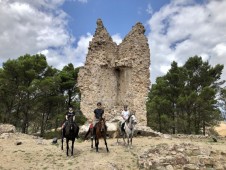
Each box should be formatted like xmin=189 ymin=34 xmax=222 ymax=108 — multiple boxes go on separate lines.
xmin=0 ymin=0 xmax=226 ymax=84
xmin=62 ymin=0 xmax=170 ymax=39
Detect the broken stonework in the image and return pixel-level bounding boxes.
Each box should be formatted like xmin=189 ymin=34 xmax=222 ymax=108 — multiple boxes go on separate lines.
xmin=78 ymin=19 xmax=150 ymax=125
xmin=138 ymin=143 xmax=226 ymax=169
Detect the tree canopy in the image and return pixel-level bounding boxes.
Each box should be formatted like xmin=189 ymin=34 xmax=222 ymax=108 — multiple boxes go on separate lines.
xmin=0 ymin=54 xmax=86 ymax=136
xmin=147 ymin=56 xmax=225 ymax=134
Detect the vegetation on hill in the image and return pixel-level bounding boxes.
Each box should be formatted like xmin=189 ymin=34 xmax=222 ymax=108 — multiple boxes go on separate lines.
xmin=0 ymin=54 xmax=225 ymax=136
xmin=0 ymin=54 xmax=86 ymax=136
xmin=147 ymin=56 xmax=225 ymax=135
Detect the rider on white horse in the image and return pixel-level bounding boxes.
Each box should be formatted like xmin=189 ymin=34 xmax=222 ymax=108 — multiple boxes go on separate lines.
xmin=121 ymin=105 xmax=130 ymax=135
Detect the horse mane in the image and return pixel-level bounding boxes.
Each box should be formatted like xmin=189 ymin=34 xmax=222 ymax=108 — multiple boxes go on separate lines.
xmin=126 ymin=114 xmax=132 ymax=124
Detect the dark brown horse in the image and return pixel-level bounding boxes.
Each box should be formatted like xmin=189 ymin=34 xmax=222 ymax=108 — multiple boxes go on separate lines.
xmin=61 ymin=117 xmax=79 ymax=156
xmin=93 ymin=118 xmax=109 ymax=152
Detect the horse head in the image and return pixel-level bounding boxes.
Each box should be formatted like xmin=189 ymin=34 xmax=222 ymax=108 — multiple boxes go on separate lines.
xmin=126 ymin=113 xmax=137 ymax=130
xmin=100 ymin=118 xmax=106 ymax=131
xmin=130 ymin=114 xmax=137 ymax=125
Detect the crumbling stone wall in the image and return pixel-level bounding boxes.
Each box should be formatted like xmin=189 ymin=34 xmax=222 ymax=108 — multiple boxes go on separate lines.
xmin=78 ymin=19 xmax=150 ymax=125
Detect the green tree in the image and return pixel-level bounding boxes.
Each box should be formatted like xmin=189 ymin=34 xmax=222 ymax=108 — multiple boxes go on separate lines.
xmin=59 ymin=64 xmax=80 ymax=107
xmin=147 ymin=56 xmax=224 ymax=134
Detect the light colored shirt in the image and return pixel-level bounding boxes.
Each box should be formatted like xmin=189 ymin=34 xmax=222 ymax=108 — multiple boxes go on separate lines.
xmin=121 ymin=110 xmax=130 ymax=120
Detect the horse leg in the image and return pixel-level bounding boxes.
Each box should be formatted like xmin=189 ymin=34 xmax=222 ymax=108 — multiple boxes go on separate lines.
xmin=95 ymin=137 xmax=99 ymax=152
xmin=130 ymin=136 xmax=133 ymax=149
xmin=104 ymin=134 xmax=109 ymax=152
xmin=122 ymin=133 xmax=126 ymax=146
xmin=66 ymin=138 xmax=69 ymax=156
xmin=127 ymin=135 xmax=130 ymax=148
xmin=91 ymin=128 xmax=93 ymax=148
xmin=71 ymin=139 xmax=74 ymax=156
xmin=91 ymin=137 xmax=93 ymax=148
xmin=116 ymin=129 xmax=121 ymax=145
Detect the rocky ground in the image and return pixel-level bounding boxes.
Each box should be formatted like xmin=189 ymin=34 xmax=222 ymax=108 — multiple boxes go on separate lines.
xmin=1 ymin=123 xmax=226 ymax=170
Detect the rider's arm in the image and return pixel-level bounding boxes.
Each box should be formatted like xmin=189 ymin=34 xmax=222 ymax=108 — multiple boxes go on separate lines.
xmin=93 ymin=109 xmax=96 ymax=120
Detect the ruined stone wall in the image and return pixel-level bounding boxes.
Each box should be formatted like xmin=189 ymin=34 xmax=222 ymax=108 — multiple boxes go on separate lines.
xmin=78 ymin=19 xmax=150 ymax=125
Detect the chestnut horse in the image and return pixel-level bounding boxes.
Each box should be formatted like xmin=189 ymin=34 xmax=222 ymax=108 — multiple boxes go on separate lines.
xmin=93 ymin=118 xmax=109 ymax=152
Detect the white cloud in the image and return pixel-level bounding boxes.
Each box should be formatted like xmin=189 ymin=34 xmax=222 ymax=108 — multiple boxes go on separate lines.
xmin=40 ymin=33 xmax=93 ymax=69
xmin=0 ymin=0 xmax=92 ymax=70
xmin=213 ymin=43 xmax=226 ymax=57
xmin=0 ymin=0 xmax=69 ymax=61
xmin=147 ymin=0 xmax=226 ymax=83
xmin=65 ymin=0 xmax=88 ymax=3
xmin=112 ymin=33 xmax=122 ymax=45
xmin=146 ymin=3 xmax=153 ymax=15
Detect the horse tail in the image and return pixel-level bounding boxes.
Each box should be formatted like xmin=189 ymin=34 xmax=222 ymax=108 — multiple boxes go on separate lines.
xmin=84 ymin=127 xmax=91 ymax=139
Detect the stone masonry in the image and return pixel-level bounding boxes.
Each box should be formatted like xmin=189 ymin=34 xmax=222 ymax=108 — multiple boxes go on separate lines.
xmin=77 ymin=19 xmax=150 ymax=125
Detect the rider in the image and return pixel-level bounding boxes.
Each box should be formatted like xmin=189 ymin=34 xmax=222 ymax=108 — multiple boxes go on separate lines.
xmin=92 ymin=102 xmax=104 ymax=138
xmin=62 ymin=106 xmax=76 ymax=130
xmin=121 ymin=105 xmax=130 ymax=134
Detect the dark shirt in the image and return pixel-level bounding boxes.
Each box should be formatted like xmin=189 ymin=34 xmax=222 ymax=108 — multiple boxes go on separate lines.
xmin=66 ymin=111 xmax=75 ymax=120
xmin=94 ymin=108 xmax=104 ymax=119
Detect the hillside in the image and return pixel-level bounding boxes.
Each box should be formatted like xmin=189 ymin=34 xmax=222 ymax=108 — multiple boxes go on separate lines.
xmin=1 ymin=131 xmax=226 ymax=169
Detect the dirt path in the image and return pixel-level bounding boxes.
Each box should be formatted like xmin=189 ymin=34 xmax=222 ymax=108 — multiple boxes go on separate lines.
xmin=1 ymin=133 xmax=226 ymax=170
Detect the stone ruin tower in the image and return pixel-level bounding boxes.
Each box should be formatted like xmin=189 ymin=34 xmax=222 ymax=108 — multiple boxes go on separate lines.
xmin=78 ymin=19 xmax=150 ymax=125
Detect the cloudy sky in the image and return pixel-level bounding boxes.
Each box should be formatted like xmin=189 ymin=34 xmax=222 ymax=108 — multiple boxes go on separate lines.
xmin=0 ymin=0 xmax=226 ymax=84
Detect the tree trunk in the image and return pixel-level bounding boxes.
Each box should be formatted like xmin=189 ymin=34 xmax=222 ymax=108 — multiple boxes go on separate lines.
xmin=202 ymin=120 xmax=205 ymax=135
xmin=158 ymin=112 xmax=162 ymax=132
xmin=187 ymin=112 xmax=191 ymax=134
xmin=40 ymin=112 xmax=45 ymax=137
xmin=22 ymin=111 xmax=28 ymax=134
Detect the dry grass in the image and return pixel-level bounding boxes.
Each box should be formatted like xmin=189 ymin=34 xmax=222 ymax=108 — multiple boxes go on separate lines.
xmin=1 ymin=132 xmax=226 ymax=170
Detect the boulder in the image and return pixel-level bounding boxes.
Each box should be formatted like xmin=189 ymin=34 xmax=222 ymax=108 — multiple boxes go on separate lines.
xmin=79 ymin=122 xmax=119 ymax=138
xmin=134 ymin=125 xmax=162 ymax=137
xmin=0 ymin=133 xmax=11 ymax=139
xmin=52 ymin=137 xmax=58 ymax=144
xmin=0 ymin=124 xmax=16 ymax=134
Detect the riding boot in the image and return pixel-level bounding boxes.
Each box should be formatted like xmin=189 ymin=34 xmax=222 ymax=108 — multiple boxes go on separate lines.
xmin=120 ymin=123 xmax=125 ymax=136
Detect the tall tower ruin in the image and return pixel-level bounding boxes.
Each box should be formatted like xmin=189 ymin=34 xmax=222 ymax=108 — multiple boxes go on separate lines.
xmin=77 ymin=19 xmax=150 ymax=125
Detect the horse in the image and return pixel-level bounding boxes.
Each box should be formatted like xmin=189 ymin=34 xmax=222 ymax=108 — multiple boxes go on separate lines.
xmin=93 ymin=118 xmax=109 ymax=152
xmin=117 ymin=114 xmax=137 ymax=148
xmin=61 ymin=116 xmax=79 ymax=156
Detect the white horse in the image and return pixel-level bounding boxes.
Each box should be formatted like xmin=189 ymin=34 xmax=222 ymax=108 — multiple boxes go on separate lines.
xmin=117 ymin=114 xmax=137 ymax=148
